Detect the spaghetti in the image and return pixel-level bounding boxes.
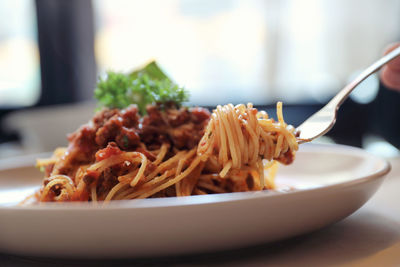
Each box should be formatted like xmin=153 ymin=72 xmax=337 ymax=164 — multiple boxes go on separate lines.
xmin=35 ymin=102 xmax=298 ymax=202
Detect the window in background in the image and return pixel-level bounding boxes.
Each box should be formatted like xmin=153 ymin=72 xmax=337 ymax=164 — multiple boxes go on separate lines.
xmin=0 ymin=0 xmax=40 ymax=107
xmin=93 ymin=0 xmax=400 ymax=106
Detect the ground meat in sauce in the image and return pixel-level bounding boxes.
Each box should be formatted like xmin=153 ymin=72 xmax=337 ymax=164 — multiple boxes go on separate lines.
xmin=96 ymin=167 xmax=120 ymax=196
xmin=94 ymin=105 xmax=141 ymax=149
xmin=65 ymin=105 xmax=141 ymax=162
xmin=276 ymin=150 xmax=295 ymax=165
xmin=57 ymin=104 xmax=210 ymax=175
xmin=140 ymin=105 xmax=210 ymax=150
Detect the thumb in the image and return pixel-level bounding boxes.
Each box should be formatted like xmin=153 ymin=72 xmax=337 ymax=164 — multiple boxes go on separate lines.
xmin=380 ymin=43 xmax=400 ymax=90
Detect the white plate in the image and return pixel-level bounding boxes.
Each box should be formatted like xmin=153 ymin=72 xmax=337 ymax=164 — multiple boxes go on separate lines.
xmin=0 ymin=144 xmax=390 ymax=258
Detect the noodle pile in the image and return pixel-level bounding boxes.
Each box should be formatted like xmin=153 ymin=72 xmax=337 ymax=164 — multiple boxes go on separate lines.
xmin=35 ymin=102 xmax=298 ymax=203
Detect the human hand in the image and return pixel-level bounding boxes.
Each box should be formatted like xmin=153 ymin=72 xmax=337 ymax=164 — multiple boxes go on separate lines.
xmin=380 ymin=43 xmax=400 ymax=91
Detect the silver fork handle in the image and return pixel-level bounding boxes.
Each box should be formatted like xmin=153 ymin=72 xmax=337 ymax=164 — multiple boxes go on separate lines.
xmin=327 ymin=45 xmax=400 ymax=111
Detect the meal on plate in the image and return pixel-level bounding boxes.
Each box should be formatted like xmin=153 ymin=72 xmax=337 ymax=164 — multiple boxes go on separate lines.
xmin=34 ymin=62 xmax=299 ymax=202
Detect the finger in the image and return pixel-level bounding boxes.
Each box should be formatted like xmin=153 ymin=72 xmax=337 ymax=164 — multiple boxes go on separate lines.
xmin=381 ymin=65 xmax=400 ymax=90
xmin=383 ymin=43 xmax=400 ymax=71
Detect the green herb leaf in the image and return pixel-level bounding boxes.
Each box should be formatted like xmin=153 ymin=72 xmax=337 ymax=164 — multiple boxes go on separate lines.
xmin=129 ymin=61 xmax=170 ymax=81
xmin=94 ymin=61 xmax=189 ymax=114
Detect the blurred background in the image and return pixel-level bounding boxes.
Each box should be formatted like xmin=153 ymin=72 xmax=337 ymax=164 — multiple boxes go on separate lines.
xmin=0 ymin=0 xmax=399 ymax=157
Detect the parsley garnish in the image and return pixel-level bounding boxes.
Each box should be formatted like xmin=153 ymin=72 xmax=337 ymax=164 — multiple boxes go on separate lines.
xmin=94 ymin=61 xmax=189 ymax=114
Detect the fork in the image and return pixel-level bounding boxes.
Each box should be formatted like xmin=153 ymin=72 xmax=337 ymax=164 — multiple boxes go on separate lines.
xmin=297 ymin=46 xmax=400 ymax=144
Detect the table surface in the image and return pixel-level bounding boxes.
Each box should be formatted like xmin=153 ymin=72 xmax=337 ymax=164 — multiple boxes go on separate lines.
xmin=1 ymin=158 xmax=399 ymax=267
